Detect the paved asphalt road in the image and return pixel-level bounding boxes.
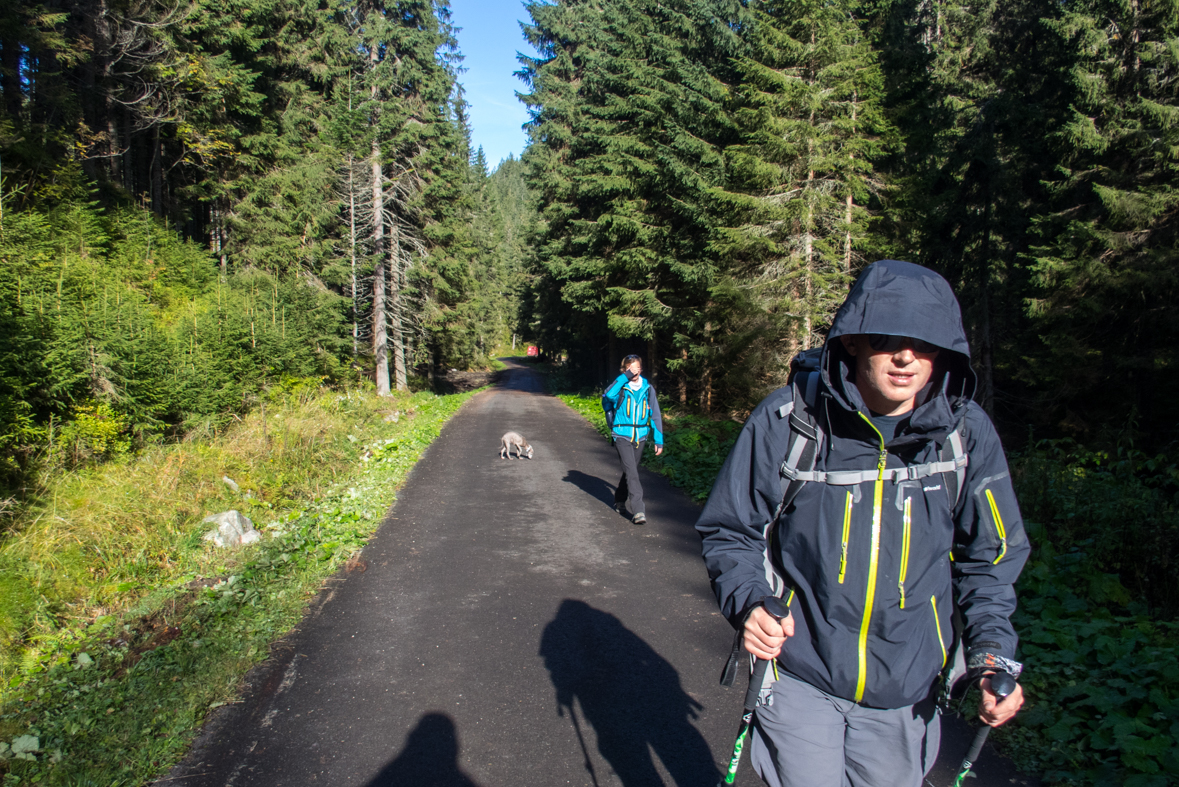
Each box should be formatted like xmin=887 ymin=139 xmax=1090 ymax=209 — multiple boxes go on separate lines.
xmin=161 ymin=359 xmax=1034 ymax=787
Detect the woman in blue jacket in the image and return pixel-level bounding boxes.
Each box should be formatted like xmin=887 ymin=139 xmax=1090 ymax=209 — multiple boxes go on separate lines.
xmin=602 ymin=355 xmax=664 ymax=525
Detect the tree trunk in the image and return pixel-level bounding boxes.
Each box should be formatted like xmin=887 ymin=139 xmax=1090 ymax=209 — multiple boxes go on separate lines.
xmin=977 ymin=200 xmax=995 ymax=415
xmin=608 ymin=332 xmax=617 ymax=386
xmin=151 ymin=125 xmax=164 ymax=216
xmin=370 ymin=42 xmax=390 ymax=396
xmin=845 ymin=94 xmax=857 ymax=275
xmin=679 ymin=347 xmax=688 ymax=405
xmin=0 ymin=35 xmax=22 ymax=118
xmin=803 ymin=189 xmax=814 ymax=350
xmin=348 ymin=156 xmax=359 ymax=356
xmin=647 ymin=335 xmax=657 ymax=383
xmin=371 ymin=135 xmax=390 ymax=396
xmin=390 ymin=222 xmax=407 ymax=391
xmin=702 ymin=321 xmax=713 ymax=413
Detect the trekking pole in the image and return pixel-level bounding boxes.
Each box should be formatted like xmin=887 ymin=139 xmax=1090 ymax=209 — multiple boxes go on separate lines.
xmin=567 ymin=699 xmax=600 ymax=787
xmin=719 ymin=596 xmax=791 ymax=787
xmin=951 ymin=671 xmax=1017 ymax=787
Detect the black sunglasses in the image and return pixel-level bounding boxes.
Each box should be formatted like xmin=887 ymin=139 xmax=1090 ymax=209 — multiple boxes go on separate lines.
xmin=866 ymin=334 xmax=940 ymax=354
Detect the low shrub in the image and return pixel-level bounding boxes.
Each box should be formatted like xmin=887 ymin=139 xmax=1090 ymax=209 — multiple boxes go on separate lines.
xmin=1013 ymin=441 xmax=1179 ymax=619
xmin=997 ymin=443 xmax=1179 ymax=785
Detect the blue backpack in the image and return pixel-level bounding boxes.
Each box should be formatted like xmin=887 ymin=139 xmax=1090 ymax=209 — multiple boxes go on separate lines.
xmin=602 ymin=378 xmax=653 ymax=440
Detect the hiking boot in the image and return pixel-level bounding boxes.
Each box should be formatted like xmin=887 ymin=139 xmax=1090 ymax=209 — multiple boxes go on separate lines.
xmin=632 ymin=512 xmax=647 ymax=525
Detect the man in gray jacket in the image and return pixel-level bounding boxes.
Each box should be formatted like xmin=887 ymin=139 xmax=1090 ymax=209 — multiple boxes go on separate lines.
xmin=697 ymin=260 xmax=1029 ymax=787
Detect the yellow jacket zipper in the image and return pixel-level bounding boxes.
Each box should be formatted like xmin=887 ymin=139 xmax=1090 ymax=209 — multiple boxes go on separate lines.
xmin=855 ymin=413 xmax=887 ymax=703
xmin=839 ymin=491 xmax=853 ymax=584
xmin=931 ymin=595 xmax=947 ymax=668
xmin=898 ymin=497 xmax=911 ymax=608
xmin=985 ymin=488 xmax=1008 ymax=564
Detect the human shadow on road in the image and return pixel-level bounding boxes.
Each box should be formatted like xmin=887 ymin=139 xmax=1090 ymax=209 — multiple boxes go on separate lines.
xmin=540 ymin=599 xmax=721 ymax=787
xmin=363 ymin=713 xmax=485 ymax=787
xmin=563 ymin=469 xmax=618 ymax=510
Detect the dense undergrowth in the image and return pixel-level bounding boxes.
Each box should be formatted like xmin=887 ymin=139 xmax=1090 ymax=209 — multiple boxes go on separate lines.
xmin=0 ymin=382 xmax=475 ymax=784
xmin=1000 ymin=446 xmax=1179 ymax=786
xmin=558 ymin=387 xmax=1179 ymax=786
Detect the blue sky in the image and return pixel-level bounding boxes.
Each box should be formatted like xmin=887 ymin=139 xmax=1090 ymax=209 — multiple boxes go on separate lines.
xmin=448 ymin=0 xmax=536 ymax=170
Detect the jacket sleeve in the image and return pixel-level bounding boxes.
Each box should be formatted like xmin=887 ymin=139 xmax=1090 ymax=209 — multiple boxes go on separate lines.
xmin=695 ymin=388 xmax=794 ymax=628
xmin=951 ymin=405 xmax=1031 ymax=661
xmin=647 ymin=385 xmax=664 ymax=445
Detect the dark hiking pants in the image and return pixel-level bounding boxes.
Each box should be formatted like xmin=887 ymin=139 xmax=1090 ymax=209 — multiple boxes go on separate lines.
xmin=614 ymin=438 xmax=646 ymax=515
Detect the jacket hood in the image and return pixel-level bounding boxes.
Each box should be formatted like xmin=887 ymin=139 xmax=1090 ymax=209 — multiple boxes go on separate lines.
xmin=821 ymin=260 xmax=977 ymax=427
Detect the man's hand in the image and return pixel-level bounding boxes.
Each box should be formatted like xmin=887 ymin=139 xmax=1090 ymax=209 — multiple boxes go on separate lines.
xmin=743 ymin=606 xmax=794 ymax=660
xmin=979 ymin=675 xmax=1024 ymax=727
xmin=654 ymin=445 xmax=663 ymax=456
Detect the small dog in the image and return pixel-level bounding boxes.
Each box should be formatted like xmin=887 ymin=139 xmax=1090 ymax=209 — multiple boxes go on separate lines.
xmin=499 ymin=431 xmax=534 ymax=460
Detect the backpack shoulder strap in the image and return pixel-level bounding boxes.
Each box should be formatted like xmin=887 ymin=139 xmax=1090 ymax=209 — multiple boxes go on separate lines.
xmin=940 ymin=418 xmax=969 ymax=509
xmin=775 ymin=371 xmax=823 ymax=520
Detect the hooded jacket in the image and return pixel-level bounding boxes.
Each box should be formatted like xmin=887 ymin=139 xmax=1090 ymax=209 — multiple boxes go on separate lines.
xmin=603 ymin=374 xmax=664 ymax=445
xmin=696 ymin=260 xmax=1029 ymax=710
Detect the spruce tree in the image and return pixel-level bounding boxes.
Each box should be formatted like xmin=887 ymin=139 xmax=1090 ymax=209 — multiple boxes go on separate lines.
xmin=709 ymin=0 xmax=895 ymax=404
xmin=520 ymin=0 xmax=749 ymax=390
xmin=872 ymin=0 xmax=1064 ymax=415
xmin=1024 ymin=0 xmax=1179 ymax=442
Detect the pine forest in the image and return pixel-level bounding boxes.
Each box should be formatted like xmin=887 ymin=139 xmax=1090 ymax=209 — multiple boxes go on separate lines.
xmin=1 ymin=0 xmax=1178 ymax=782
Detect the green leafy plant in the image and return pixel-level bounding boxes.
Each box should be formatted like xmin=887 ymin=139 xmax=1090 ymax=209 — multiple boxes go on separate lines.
xmin=1003 ymin=540 xmax=1179 ymax=786
xmin=997 ymin=442 xmax=1179 ymax=785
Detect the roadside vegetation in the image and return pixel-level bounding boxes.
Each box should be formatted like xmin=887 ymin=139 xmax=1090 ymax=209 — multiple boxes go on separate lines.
xmin=0 ymin=382 xmax=475 ymax=785
xmin=557 ymin=383 xmax=1179 ymax=786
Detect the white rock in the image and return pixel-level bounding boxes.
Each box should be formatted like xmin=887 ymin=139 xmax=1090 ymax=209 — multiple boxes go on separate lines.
xmin=202 ymin=510 xmax=260 ymax=548
xmin=222 ymin=475 xmax=240 ymax=493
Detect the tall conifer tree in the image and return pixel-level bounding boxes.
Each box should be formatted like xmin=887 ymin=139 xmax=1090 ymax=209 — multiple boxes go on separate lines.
xmin=1024 ymin=0 xmax=1179 ymax=440
xmin=709 ymin=0 xmax=894 ymax=403
xmin=520 ymin=0 xmax=748 ymax=389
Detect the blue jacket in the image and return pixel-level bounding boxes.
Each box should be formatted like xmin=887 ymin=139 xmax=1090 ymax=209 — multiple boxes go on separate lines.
xmin=603 ymin=374 xmax=664 ymax=445
xmin=696 ymin=260 xmax=1029 ymax=710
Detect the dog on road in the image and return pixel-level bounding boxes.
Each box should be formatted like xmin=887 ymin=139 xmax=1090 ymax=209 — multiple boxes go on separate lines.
xmin=500 ymin=431 xmax=534 ymax=460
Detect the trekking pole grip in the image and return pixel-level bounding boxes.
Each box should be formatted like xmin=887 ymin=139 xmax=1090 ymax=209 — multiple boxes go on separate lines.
xmin=954 ymin=671 xmax=1018 ymax=785
xmin=719 ymin=596 xmax=792 ymax=787
xmin=740 ymin=596 xmax=791 ymax=712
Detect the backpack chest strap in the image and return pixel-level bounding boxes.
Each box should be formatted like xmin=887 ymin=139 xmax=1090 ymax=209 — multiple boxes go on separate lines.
xmin=780 ymin=453 xmax=968 ymax=486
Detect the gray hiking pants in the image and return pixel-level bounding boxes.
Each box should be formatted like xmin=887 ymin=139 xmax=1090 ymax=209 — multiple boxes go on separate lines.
xmin=613 ymin=437 xmax=646 ymax=515
xmin=750 ymin=673 xmax=941 ymax=787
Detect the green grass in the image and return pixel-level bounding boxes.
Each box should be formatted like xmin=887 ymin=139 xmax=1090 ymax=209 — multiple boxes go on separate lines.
xmin=0 ymin=384 xmax=476 ymax=784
